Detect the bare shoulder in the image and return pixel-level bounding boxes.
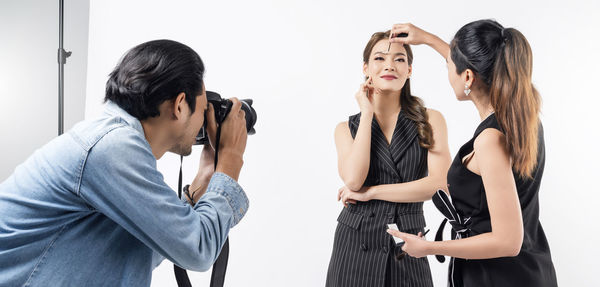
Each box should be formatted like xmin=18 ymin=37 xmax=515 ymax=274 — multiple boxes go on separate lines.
xmin=426 ymin=108 xmax=446 ymax=124
xmin=426 ymin=108 xmax=443 ymax=118
xmin=335 ymin=121 xmax=352 ymax=139
xmin=473 ymin=128 xmax=509 ymax=158
xmin=425 ymin=108 xmax=447 ymax=130
xmin=335 ymin=121 xmax=349 ymax=134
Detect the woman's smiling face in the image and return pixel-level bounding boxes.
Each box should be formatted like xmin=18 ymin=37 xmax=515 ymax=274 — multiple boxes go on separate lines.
xmin=363 ymin=39 xmax=412 ymax=93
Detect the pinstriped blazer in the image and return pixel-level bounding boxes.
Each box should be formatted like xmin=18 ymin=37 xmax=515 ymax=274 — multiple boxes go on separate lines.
xmin=326 ymin=111 xmax=433 ymax=287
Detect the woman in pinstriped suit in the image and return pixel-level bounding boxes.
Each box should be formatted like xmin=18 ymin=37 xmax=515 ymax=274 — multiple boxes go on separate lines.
xmin=325 ymin=30 xmax=452 ymax=287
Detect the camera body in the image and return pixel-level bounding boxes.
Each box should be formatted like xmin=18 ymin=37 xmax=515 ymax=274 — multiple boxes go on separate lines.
xmin=194 ymin=91 xmax=257 ymax=145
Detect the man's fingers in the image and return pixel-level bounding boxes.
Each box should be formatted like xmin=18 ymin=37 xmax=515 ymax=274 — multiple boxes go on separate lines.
xmin=228 ymin=97 xmax=242 ymax=115
xmin=205 ymin=103 xmax=218 ymax=148
xmin=207 ymin=103 xmax=217 ymax=129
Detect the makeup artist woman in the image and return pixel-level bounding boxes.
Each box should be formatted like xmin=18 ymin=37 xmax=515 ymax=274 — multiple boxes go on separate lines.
xmin=387 ymin=20 xmax=558 ymax=287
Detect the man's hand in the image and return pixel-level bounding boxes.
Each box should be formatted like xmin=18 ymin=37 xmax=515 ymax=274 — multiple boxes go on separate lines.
xmin=215 ymin=98 xmax=248 ymax=181
xmin=185 ymin=145 xmax=216 ymax=205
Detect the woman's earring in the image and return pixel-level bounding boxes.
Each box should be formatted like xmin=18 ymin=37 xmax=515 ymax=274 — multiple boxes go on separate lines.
xmin=464 ymin=84 xmax=471 ymax=96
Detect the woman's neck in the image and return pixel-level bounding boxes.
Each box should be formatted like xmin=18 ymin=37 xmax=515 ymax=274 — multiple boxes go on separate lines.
xmin=471 ymin=92 xmax=495 ymax=121
xmin=372 ymin=90 xmax=401 ymax=119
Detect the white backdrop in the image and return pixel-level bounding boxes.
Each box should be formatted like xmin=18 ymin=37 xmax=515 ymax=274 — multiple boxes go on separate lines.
xmin=85 ymin=0 xmax=600 ymax=286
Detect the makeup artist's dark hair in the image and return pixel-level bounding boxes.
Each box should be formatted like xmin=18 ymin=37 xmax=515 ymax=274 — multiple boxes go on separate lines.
xmin=105 ymin=39 xmax=204 ymax=121
xmin=363 ymin=31 xmax=434 ymax=149
xmin=451 ymin=19 xmax=541 ymax=178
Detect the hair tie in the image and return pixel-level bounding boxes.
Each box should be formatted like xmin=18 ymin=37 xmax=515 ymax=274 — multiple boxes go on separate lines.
xmin=500 ymin=28 xmax=508 ymax=43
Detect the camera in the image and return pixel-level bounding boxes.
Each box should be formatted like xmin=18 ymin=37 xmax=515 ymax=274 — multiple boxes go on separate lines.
xmin=194 ymin=91 xmax=257 ymax=145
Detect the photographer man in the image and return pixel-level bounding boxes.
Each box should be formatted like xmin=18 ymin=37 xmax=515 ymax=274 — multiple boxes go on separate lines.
xmin=0 ymin=40 xmax=249 ymax=286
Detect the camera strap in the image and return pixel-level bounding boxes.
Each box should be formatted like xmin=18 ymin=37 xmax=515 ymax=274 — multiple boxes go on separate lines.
xmin=174 ymin=125 xmax=230 ymax=287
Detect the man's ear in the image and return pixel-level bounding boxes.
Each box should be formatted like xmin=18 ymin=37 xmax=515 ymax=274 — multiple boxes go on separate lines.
xmin=171 ymin=92 xmax=187 ymax=120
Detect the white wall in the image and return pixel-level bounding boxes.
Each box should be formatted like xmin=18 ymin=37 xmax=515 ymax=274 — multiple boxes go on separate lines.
xmin=0 ymin=0 xmax=90 ymax=182
xmin=82 ymin=0 xmax=599 ymax=286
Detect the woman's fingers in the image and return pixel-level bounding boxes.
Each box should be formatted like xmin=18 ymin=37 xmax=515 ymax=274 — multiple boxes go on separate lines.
xmin=387 ymin=229 xmax=409 ymax=241
xmin=389 ymin=23 xmax=426 ymax=45
xmin=390 ymin=24 xmax=410 ymax=42
xmin=339 ymin=187 xmax=358 ymax=207
xmin=365 ymin=76 xmax=373 ymax=89
xmin=390 ymin=30 xmax=410 ymax=41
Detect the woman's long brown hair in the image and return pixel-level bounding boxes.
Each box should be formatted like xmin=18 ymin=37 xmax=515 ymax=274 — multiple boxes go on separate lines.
xmin=451 ymin=20 xmax=541 ymax=178
xmin=363 ymin=31 xmax=434 ymax=149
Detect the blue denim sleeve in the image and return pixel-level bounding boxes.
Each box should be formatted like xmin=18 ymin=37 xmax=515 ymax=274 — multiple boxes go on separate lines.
xmin=79 ymin=127 xmax=249 ymax=272
xmin=199 ymin=172 xmax=249 ymax=226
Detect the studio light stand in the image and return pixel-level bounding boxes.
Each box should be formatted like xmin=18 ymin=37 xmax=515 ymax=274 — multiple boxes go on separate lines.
xmin=57 ymin=0 xmax=71 ymax=136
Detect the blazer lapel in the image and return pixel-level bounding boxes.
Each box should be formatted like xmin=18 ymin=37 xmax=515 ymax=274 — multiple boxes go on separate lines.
xmin=371 ymin=118 xmax=401 ymax=180
xmin=389 ymin=111 xmax=418 ymax=166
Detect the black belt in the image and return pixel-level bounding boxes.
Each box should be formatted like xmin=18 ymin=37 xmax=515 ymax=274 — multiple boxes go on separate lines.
xmin=432 ymin=190 xmax=471 ymax=287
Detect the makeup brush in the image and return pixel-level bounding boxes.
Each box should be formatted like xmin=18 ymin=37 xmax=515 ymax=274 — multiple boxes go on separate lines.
xmin=388 ymin=32 xmax=409 ymax=52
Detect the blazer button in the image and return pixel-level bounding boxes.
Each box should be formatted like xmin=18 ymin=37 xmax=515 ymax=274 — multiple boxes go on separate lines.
xmin=387 ymin=213 xmax=394 ymax=220
xmin=360 ymin=243 xmax=368 ymax=251
xmin=381 ymin=246 xmax=389 ymax=254
xmin=369 ymin=212 xmax=375 ymax=217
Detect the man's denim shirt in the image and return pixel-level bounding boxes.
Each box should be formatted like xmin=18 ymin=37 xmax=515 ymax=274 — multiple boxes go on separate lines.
xmin=0 ymin=101 xmax=249 ymax=287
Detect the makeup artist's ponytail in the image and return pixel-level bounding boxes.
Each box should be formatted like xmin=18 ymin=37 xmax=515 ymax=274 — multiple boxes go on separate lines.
xmin=451 ymin=20 xmax=541 ymax=178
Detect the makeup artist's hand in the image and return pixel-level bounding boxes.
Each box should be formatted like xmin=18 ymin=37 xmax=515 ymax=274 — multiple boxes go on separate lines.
xmin=338 ymin=185 xmax=372 ymax=207
xmin=387 ymin=229 xmax=431 ymax=258
xmin=390 ymin=23 xmax=450 ymax=59
xmin=389 ymin=23 xmax=431 ymax=46
xmin=355 ymin=77 xmax=374 ymax=115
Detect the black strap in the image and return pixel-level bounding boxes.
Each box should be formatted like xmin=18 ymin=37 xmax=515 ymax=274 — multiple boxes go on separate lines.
xmin=174 ymin=264 xmax=192 ymax=287
xmin=174 ymin=125 xmax=229 ymax=287
xmin=210 ymin=239 xmax=229 ymax=287
xmin=209 ymin=126 xmax=229 ymax=287
xmin=175 ymin=155 xmax=192 ymax=287
xmin=434 ymin=218 xmax=447 ymax=263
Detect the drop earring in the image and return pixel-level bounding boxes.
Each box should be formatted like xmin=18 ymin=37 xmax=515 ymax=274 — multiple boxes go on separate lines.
xmin=464 ymin=84 xmax=471 ymax=96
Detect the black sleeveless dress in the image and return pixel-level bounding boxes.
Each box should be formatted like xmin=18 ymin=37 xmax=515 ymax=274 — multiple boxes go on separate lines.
xmin=438 ymin=114 xmax=557 ymax=287
xmin=326 ymin=111 xmax=433 ymax=287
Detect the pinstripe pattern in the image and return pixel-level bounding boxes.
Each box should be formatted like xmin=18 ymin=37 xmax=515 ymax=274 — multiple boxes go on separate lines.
xmin=326 ymin=111 xmax=433 ymax=287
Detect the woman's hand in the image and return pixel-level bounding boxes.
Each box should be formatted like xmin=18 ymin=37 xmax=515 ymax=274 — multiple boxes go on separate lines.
xmin=355 ymin=77 xmax=374 ymax=115
xmin=387 ymin=229 xmax=431 ymax=258
xmin=389 ymin=23 xmax=432 ymax=46
xmin=390 ymin=23 xmax=449 ymax=58
xmin=337 ymin=185 xmax=372 ymax=207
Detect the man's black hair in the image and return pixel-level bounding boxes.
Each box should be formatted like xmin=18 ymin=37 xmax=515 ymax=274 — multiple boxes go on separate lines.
xmin=105 ymin=39 xmax=204 ymax=120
